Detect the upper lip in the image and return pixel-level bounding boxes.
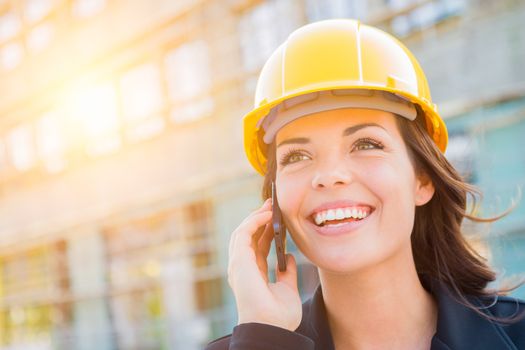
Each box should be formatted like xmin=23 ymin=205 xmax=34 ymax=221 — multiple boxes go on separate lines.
xmin=309 ymin=200 xmax=375 ymax=218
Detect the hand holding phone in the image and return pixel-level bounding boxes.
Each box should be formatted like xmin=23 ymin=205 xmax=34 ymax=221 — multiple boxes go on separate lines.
xmin=272 ymin=182 xmax=287 ymax=272
xmin=227 ymin=193 xmax=301 ymax=331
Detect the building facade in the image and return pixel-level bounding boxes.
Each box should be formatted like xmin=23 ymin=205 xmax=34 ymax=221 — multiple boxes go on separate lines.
xmin=0 ymin=0 xmax=523 ymax=349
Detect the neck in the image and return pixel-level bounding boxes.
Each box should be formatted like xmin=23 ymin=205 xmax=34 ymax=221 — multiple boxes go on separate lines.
xmin=318 ymin=247 xmax=438 ymax=350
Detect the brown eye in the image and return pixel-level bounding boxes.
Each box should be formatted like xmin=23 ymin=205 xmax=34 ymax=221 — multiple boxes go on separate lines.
xmin=356 ymin=143 xmax=376 ymax=151
xmin=279 ymin=149 xmax=310 ymax=166
xmin=352 ymin=138 xmax=384 ymax=152
xmin=288 ymin=153 xmax=308 ymax=163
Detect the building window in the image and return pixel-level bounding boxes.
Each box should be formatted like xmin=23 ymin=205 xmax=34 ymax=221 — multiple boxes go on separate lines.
xmin=0 ymin=10 xmax=24 ymax=69
xmin=194 ymin=277 xmax=222 ymax=312
xmin=0 ymin=244 xmax=70 ymax=348
xmin=184 ymin=201 xmax=213 ymax=245
xmin=6 ymin=123 xmax=36 ymax=172
xmin=23 ymin=0 xmax=54 ymax=24
xmin=305 ymin=0 xmax=367 ymax=22
xmin=72 ymin=0 xmax=106 ymax=18
xmin=238 ymin=0 xmax=302 ymax=72
xmin=26 ymin=22 xmax=54 ymax=53
xmin=120 ymin=63 xmax=165 ymax=142
xmin=0 ymin=138 xmax=8 ymax=174
xmin=388 ymin=0 xmax=467 ymax=37
xmin=36 ymin=110 xmax=66 ymax=173
xmin=69 ymin=82 xmax=122 ymax=157
xmin=165 ymin=40 xmax=214 ymax=124
xmin=1 ymin=42 xmax=23 ymax=70
xmin=445 ymin=131 xmax=477 ymax=183
xmin=110 ymin=288 xmax=166 ymax=349
xmin=0 ymin=12 xmax=22 ymax=41
xmin=105 ymin=200 xmax=217 ymax=348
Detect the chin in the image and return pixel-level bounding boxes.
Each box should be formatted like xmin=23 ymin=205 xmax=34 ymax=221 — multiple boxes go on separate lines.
xmin=307 ymin=249 xmax=377 ymax=275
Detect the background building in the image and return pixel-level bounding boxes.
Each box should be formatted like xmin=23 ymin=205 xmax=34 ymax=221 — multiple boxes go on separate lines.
xmin=0 ymin=0 xmax=523 ymax=349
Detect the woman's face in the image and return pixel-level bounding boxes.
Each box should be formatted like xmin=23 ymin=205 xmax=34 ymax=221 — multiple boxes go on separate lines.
xmin=275 ymin=108 xmax=434 ymax=274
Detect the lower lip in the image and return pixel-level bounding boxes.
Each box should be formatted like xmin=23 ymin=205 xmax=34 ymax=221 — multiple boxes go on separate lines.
xmin=307 ymin=212 xmax=373 ymax=236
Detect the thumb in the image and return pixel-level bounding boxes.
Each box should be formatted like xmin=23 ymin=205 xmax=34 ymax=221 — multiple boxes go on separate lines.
xmin=276 ymin=253 xmax=298 ymax=291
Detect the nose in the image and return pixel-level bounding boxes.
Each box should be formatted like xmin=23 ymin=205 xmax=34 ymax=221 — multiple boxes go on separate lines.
xmin=311 ymin=157 xmax=353 ymax=189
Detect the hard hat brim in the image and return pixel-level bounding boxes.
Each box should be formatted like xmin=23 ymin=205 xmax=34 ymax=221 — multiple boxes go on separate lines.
xmin=243 ymin=84 xmax=448 ymax=176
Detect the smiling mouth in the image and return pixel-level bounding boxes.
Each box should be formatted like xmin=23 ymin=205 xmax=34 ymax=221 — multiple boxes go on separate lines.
xmin=317 ymin=217 xmax=362 ymax=226
xmin=310 ymin=207 xmax=375 ymax=227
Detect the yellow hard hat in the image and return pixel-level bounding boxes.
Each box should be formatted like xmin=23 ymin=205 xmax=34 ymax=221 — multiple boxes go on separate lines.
xmin=243 ymin=19 xmax=448 ymax=176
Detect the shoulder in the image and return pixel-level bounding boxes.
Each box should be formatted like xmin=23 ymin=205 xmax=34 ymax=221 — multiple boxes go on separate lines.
xmin=488 ymin=294 xmax=525 ymax=313
xmin=487 ymin=294 xmax=525 ymax=324
xmin=204 ymin=296 xmax=317 ymax=350
xmin=421 ymin=274 xmax=525 ymax=349
xmin=480 ymin=294 xmax=525 ymax=348
xmin=204 ymin=333 xmax=231 ymax=350
xmin=203 ymin=322 xmax=314 ymax=350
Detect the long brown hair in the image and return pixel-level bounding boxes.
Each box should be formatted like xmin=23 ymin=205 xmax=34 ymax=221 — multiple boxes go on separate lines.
xmin=260 ymin=106 xmax=525 ymax=324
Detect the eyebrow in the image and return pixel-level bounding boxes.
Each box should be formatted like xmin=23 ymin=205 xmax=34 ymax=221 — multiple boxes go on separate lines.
xmin=343 ymin=123 xmax=386 ymax=136
xmin=276 ymin=123 xmax=386 ymax=148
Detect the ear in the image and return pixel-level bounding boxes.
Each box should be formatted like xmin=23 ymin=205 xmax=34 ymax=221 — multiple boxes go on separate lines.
xmin=415 ymin=171 xmax=435 ymax=206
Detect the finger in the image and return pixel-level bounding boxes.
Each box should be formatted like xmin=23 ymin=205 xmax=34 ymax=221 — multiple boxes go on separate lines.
xmin=254 ymin=223 xmax=273 ymax=282
xmin=229 ymin=212 xmax=272 ymax=290
xmin=257 ymin=222 xmax=274 ymax=258
xmin=234 ymin=210 xmax=272 ymax=249
xmin=230 ymin=199 xmax=271 ymax=258
xmin=251 ymin=218 xmax=270 ymax=250
xmin=232 ymin=210 xmax=273 ymax=260
xmin=276 ymin=254 xmax=298 ymax=292
xmin=243 ymin=199 xmax=272 ymax=224
xmin=229 ymin=209 xmax=272 ymax=286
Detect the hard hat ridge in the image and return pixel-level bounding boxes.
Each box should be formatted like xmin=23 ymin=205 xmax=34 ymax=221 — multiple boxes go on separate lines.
xmin=259 ymin=89 xmax=417 ymax=145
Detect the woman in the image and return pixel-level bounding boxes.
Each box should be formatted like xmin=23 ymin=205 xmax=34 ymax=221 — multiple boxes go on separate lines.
xmin=205 ymin=19 xmax=525 ymax=349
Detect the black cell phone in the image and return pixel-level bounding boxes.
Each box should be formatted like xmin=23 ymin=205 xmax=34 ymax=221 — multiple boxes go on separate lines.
xmin=271 ymin=182 xmax=287 ymax=272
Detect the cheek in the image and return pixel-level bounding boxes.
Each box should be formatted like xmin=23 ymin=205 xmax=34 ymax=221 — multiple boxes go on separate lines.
xmin=276 ymin=175 xmax=308 ymax=217
xmin=361 ymin=160 xmax=417 ymax=234
xmin=359 ymin=158 xmax=416 ymax=202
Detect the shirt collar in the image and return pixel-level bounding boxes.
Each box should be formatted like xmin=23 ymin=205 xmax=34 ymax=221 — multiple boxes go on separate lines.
xmin=299 ymin=274 xmax=517 ymax=350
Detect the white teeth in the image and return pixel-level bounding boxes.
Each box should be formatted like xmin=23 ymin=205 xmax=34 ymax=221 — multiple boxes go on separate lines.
xmin=326 ymin=210 xmax=336 ymax=221
xmin=313 ymin=207 xmax=371 ymax=226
